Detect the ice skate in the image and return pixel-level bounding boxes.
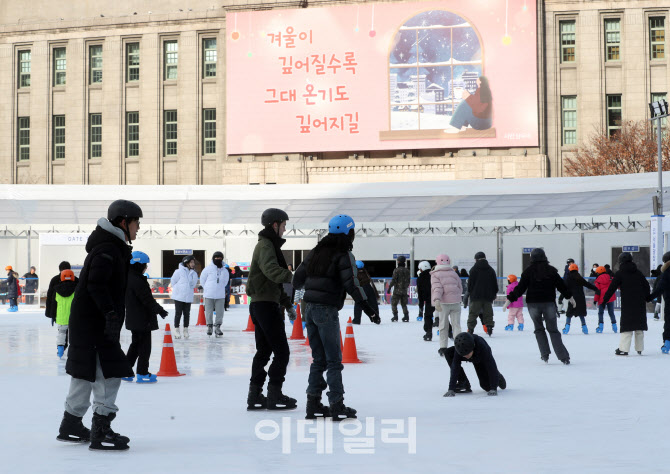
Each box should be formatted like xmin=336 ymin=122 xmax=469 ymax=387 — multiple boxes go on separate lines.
xmin=560 ymin=358 xmax=570 ymax=365
xmin=486 ymin=325 xmax=493 ymax=337
xmin=454 ymin=381 xmax=472 ymax=393
xmin=89 ymin=413 xmax=130 ymax=451
xmin=562 ymin=324 xmax=570 ymax=335
xmin=267 ymin=385 xmax=297 ymax=410
xmin=207 ymin=324 xmax=213 ymax=336
xmin=247 ymin=384 xmax=267 ymax=411
xmin=504 ymin=324 xmax=513 ymax=331
xmin=423 ymin=332 xmax=432 ymax=341
xmin=433 ymin=317 xmax=439 ymax=328
xmin=402 ymin=315 xmax=409 ymax=322
xmin=56 ymin=411 xmax=90 ymax=443
xmin=582 ymin=325 xmax=588 ymax=335
xmin=214 ymin=324 xmax=223 ymax=337
xmin=136 ymin=373 xmax=158 ymax=383
xmin=57 ymin=345 xmax=65 ymax=358
xmin=662 ymin=340 xmax=670 ymax=354
xmin=183 ymin=327 xmax=189 ymax=339
xmin=174 ymin=327 xmax=181 ymax=339
xmin=498 ymin=372 xmax=506 ymax=390
xmin=305 ymin=394 xmax=331 ymax=419
xmin=612 ymin=323 xmax=618 ymax=333
xmin=417 ymin=316 xmax=423 ymax=321
xmin=517 ymin=323 xmax=524 ymax=331
xmin=615 ymin=349 xmax=628 ymax=356
xmin=540 ymin=355 xmax=549 ymax=363
xmin=596 ymin=323 xmax=604 ymax=333
xmin=391 ymin=315 xmax=398 ymax=322
xmin=121 ymin=376 xmax=134 ymax=382
xmin=329 ymin=399 xmax=357 ymax=421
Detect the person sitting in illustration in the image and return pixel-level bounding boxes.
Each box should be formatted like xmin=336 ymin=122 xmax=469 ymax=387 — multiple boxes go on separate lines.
xmin=446 ymin=76 xmax=492 ymax=132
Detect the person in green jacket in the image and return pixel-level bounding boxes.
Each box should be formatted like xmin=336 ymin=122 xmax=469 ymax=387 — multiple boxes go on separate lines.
xmin=55 ymin=269 xmax=77 ymax=359
xmin=246 ymin=208 xmax=297 ymax=411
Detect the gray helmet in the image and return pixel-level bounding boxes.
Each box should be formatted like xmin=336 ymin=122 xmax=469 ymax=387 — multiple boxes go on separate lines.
xmin=530 ymin=248 xmax=547 ymax=263
xmin=182 ymin=255 xmax=195 ymax=265
xmin=618 ymin=252 xmax=633 ymax=265
xmin=454 ymin=332 xmax=475 ymax=356
xmin=474 ymin=251 xmax=486 ymax=260
xmin=261 ymin=208 xmax=289 ymax=227
xmin=107 ymin=200 xmax=143 ymax=222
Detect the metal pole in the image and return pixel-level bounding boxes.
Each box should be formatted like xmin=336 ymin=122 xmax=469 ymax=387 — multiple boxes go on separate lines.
xmin=658 ymin=118 xmax=663 ymax=217
xmin=410 ymin=235 xmax=415 ymax=276
xmin=579 ymin=231 xmax=585 ymax=277
xmin=496 ymin=227 xmax=503 ymax=277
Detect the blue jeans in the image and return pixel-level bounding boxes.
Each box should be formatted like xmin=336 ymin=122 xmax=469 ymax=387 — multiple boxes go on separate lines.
xmin=303 ymin=302 xmax=344 ymax=404
xmin=449 ymin=101 xmax=492 ymax=130
xmin=598 ymin=302 xmax=616 ymax=324
xmin=565 ymin=315 xmax=586 ymax=326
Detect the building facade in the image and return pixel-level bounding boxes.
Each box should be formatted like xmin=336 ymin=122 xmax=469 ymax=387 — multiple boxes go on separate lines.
xmin=0 ymin=0 xmax=667 ymax=185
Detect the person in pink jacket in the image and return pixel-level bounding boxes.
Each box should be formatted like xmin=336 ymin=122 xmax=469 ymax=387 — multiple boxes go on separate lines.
xmin=431 ymin=254 xmax=463 ymax=352
xmin=503 ymin=275 xmax=524 ymax=331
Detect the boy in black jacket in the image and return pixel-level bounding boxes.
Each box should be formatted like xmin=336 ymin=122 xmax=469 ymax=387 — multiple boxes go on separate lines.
xmin=124 ymin=251 xmax=168 ymax=383
xmin=416 ymin=261 xmax=434 ymax=340
xmin=442 ymin=332 xmax=506 ymax=396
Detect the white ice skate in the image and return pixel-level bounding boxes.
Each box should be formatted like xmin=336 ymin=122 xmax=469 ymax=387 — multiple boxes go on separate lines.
xmin=183 ymin=327 xmax=189 ymax=339
xmin=174 ymin=327 xmax=182 ymax=339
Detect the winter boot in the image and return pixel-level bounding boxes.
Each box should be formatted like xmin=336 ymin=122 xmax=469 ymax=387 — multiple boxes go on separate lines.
xmin=433 ymin=317 xmax=439 ymax=328
xmin=662 ymin=340 xmax=670 ymax=354
xmin=183 ymin=327 xmax=189 ymax=339
xmin=57 ymin=345 xmax=65 ymax=358
xmin=504 ymin=324 xmax=513 ymax=331
xmin=454 ymin=380 xmax=472 ymax=393
xmin=329 ymin=399 xmax=357 ymax=421
xmin=267 ymin=385 xmax=297 ymax=410
xmin=247 ymin=384 xmax=267 ymax=411
xmin=596 ymin=323 xmax=604 ymax=333
xmin=614 ymin=348 xmax=628 ymax=356
xmin=207 ymin=324 xmax=213 ymax=336
xmin=305 ymin=394 xmax=331 ymax=419
xmin=417 ymin=316 xmax=423 ymax=322
xmin=582 ymin=325 xmax=588 ymax=335
xmin=214 ymin=324 xmax=223 ymax=337
xmin=391 ymin=315 xmax=398 ymax=322
xmin=57 ymin=411 xmax=91 ymax=443
xmin=517 ymin=323 xmax=524 ymax=331
xmin=612 ymin=323 xmax=618 ymax=333
xmin=402 ymin=315 xmax=409 ymax=322
xmin=562 ymin=324 xmax=570 ymax=335
xmin=89 ymin=412 xmax=130 ymax=451
xmin=136 ymin=373 xmax=158 ymax=383
xmin=498 ymin=372 xmax=507 ymax=390
xmin=423 ymin=332 xmax=432 ymax=341
xmin=174 ymin=327 xmax=181 ymax=339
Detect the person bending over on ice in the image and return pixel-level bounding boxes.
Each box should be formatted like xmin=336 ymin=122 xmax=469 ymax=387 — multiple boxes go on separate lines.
xmin=563 ymin=263 xmax=599 ymax=335
xmin=352 ymin=260 xmax=380 ymax=325
xmin=389 ymin=255 xmax=411 ymax=322
xmin=246 ymin=208 xmax=297 ymax=411
xmin=648 ymin=252 xmax=670 ymax=354
xmin=293 ymin=214 xmax=381 ymax=421
xmin=506 ymin=248 xmax=574 ymax=365
xmin=602 ymin=252 xmax=650 ymax=356
xmin=443 ymin=332 xmax=506 ymax=397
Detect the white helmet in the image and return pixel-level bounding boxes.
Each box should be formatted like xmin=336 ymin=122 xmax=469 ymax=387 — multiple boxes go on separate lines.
xmin=418 ymin=261 xmax=431 ymax=272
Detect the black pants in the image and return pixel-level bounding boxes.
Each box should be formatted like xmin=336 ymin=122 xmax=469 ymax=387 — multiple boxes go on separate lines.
xmin=126 ymin=330 xmax=152 ymax=375
xmin=663 ymin=309 xmax=670 ymax=342
xmin=250 ymin=301 xmax=290 ymax=388
xmin=419 ymin=300 xmax=435 ymax=333
xmin=174 ymin=301 xmax=191 ymax=328
xmin=25 ymin=295 xmax=34 ymax=304
xmin=353 ymin=285 xmax=379 ymax=324
xmin=444 ymin=346 xmax=495 ymax=391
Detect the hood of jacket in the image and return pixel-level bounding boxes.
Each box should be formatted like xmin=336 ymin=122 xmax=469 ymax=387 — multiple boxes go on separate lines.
xmin=472 ymin=259 xmax=491 ymax=271
xmin=619 ymin=261 xmax=638 ymax=274
xmin=86 ymin=218 xmax=128 ymax=253
xmin=55 ymin=280 xmax=77 ymax=297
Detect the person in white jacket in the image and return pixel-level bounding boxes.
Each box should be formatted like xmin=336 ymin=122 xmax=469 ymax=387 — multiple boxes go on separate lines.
xmin=200 ymin=251 xmax=229 ymax=337
xmin=170 ymin=255 xmax=199 ymax=339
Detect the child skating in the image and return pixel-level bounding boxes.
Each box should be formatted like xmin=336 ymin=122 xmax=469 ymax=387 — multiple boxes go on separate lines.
xmin=563 ymin=263 xmax=599 ymax=335
xmin=593 ymin=266 xmax=618 ymax=333
xmin=503 ymin=274 xmax=524 ymax=331
xmin=53 ymin=270 xmax=77 ymax=358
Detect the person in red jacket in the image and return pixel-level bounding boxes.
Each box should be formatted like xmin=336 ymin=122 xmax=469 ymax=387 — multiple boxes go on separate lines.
xmin=593 ymin=266 xmax=618 ymax=333
xmin=446 ymin=76 xmax=493 ymax=132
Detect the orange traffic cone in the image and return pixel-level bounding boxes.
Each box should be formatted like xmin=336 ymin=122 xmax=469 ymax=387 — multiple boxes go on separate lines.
xmin=244 ymin=315 xmax=255 ymax=332
xmin=196 ymin=298 xmax=207 ymax=326
xmin=303 ymin=333 xmax=310 ymax=346
xmin=342 ymin=317 xmax=362 ymax=363
xmin=156 ymin=324 xmax=186 ymax=377
xmin=290 ymin=304 xmax=306 ymax=340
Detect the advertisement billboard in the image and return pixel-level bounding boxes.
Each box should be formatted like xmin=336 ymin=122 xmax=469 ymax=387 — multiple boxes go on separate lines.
xmin=226 ymin=0 xmax=538 ymax=154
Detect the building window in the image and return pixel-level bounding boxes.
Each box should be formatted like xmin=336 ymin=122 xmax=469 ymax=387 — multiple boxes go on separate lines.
xmin=605 ymin=19 xmax=621 ymax=62
xmin=126 ymin=43 xmax=140 ymax=82
xmin=126 ymin=112 xmax=139 ymax=157
xmin=203 ymin=109 xmax=216 ymax=154
xmin=17 ymin=117 xmax=30 ymax=161
xmin=89 ymin=114 xmax=102 ymax=158
xmin=53 ymin=115 xmax=65 ymax=159
xmin=19 ymin=50 xmax=31 ymax=88
xmin=53 ymin=48 xmax=66 ymax=86
xmin=651 ymin=17 xmax=665 ymax=60
xmin=164 ymin=110 xmax=178 ymax=156
xmin=606 ymin=95 xmax=622 ymax=138
xmin=560 ymin=21 xmax=576 ymax=63
xmin=90 ymin=45 xmax=103 ymax=84
xmin=164 ymin=41 xmax=178 ymax=80
xmin=203 ymin=38 xmax=217 ymax=78
xmin=561 ymin=96 xmax=577 ymax=145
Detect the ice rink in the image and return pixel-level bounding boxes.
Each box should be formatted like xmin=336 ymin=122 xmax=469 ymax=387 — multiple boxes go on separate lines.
xmin=1 ymin=303 xmax=666 ymax=473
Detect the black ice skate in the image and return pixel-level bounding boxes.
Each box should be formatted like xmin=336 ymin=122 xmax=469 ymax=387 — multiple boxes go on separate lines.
xmin=402 ymin=315 xmax=409 ymax=322
xmin=305 ymin=394 xmax=331 ymax=419
xmin=614 ymin=349 xmax=628 ymax=356
xmin=329 ymin=400 xmax=357 ymax=421
xmin=247 ymin=384 xmax=267 ymax=411
xmin=267 ymin=385 xmax=297 ymax=410
xmin=207 ymin=324 xmax=213 ymax=336
xmin=486 ymin=325 xmax=494 ymax=337
xmin=498 ymin=372 xmax=506 ymax=390
xmin=454 ymin=381 xmax=472 ymax=393
xmin=433 ymin=317 xmax=439 ymax=328
xmin=423 ymin=332 xmax=432 ymax=341
xmin=56 ymin=411 xmax=90 ymax=443
xmin=391 ymin=315 xmax=398 ymax=322
xmin=89 ymin=413 xmax=130 ymax=451
xmin=214 ymin=324 xmax=223 ymax=337
xmin=540 ymin=355 xmax=549 ymax=363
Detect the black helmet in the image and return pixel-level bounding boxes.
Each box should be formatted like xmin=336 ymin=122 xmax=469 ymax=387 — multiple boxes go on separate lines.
xmin=58 ymin=261 xmax=71 ymax=271
xmin=261 ymin=208 xmax=289 ymax=227
xmin=618 ymin=252 xmax=633 ymax=265
xmin=566 ymin=258 xmax=575 ymax=265
xmin=530 ymin=248 xmax=547 ymax=263
xmin=397 ymin=255 xmax=406 ymax=264
xmin=182 ymin=255 xmax=195 ymax=265
xmin=663 ymin=252 xmax=670 ymax=263
xmin=108 ymin=200 xmax=143 ymax=222
xmin=474 ymin=251 xmax=486 ymax=260
xmin=454 ymin=332 xmax=475 ymax=356
xmin=213 ymin=251 xmax=224 ymax=261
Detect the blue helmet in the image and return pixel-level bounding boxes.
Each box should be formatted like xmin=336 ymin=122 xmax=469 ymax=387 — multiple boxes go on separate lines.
xmin=356 ymin=260 xmax=364 ymax=269
xmin=130 ymin=251 xmax=150 ymax=265
xmin=329 ymin=214 xmax=355 ymax=235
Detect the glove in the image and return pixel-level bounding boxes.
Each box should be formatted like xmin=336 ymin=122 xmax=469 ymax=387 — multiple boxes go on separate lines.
xmin=433 ymin=300 xmax=442 ymax=312
xmin=159 ymin=309 xmax=168 ymax=319
xmin=437 ymin=347 xmax=448 ymax=358
xmin=502 ymin=300 xmax=510 ymax=312
xmin=286 ymin=306 xmax=297 ymax=320
xmin=487 ymin=390 xmax=498 ymax=396
xmin=104 ymin=312 xmax=122 ymax=343
xmin=444 ymin=390 xmax=455 ymax=397
xmin=360 ymin=300 xmax=376 ymax=317
xmin=568 ymin=297 xmax=576 ymax=308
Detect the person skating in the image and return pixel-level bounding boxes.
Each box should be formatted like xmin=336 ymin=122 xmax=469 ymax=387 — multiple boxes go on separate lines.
xmin=431 ymin=254 xmax=462 ymax=350
xmin=22 ymin=266 xmax=38 ymax=305
xmin=170 ymin=255 xmax=198 ymax=339
xmin=58 ymin=199 xmax=142 ymax=451
xmin=200 ymin=252 xmax=230 ymax=337
xmin=651 ymin=265 xmax=663 ymax=321
xmin=590 ymin=264 xmax=600 ymax=278
xmin=467 ymin=252 xmax=498 ymax=335
xmin=246 ymin=208 xmax=298 ymax=411
xmin=46 ymin=262 xmax=78 ymax=323
xmin=648 ymin=252 xmax=670 ymax=354
xmin=5 ymin=266 xmax=19 ymax=312
xmin=293 ymin=214 xmax=380 ymax=421
xmin=602 ymin=252 xmax=650 ymax=356
xmin=389 ymin=255 xmax=411 ymax=322
xmin=562 ymin=264 xmax=599 ymax=335
xmin=352 ymin=260 xmax=380 ymax=325
xmin=506 ymin=248 xmax=574 ymax=364
xmin=53 ymin=270 xmax=77 ymax=358
xmin=416 ymin=260 xmax=434 ymax=339
xmin=443 ymin=332 xmax=506 ymax=397
xmin=503 ymin=275 xmax=524 ymax=331
xmin=281 ymin=264 xmax=297 ymax=322
xmin=593 ymin=266 xmax=618 ymax=333
xmin=124 ymin=251 xmax=168 ymax=383
xmin=557 ymin=258 xmax=575 ymax=314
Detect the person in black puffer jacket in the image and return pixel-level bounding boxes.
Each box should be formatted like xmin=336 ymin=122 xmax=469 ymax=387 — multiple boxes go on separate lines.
xmin=467 ymin=252 xmax=498 ymax=335
xmin=352 ymin=260 xmax=380 ymax=325
xmin=563 ymin=264 xmax=599 ymax=335
xmin=416 ymin=261 xmax=434 ymax=340
xmin=125 ymin=251 xmax=168 ymax=382
xmin=649 ymin=254 xmax=670 ymax=352
xmin=506 ymin=248 xmax=573 ymax=364
xmin=46 ymin=261 xmax=79 ymax=324
xmin=293 ymin=214 xmax=380 ymax=422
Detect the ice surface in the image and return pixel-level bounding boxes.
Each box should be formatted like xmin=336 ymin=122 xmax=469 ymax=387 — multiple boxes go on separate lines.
xmin=1 ymin=303 xmax=666 ymax=473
